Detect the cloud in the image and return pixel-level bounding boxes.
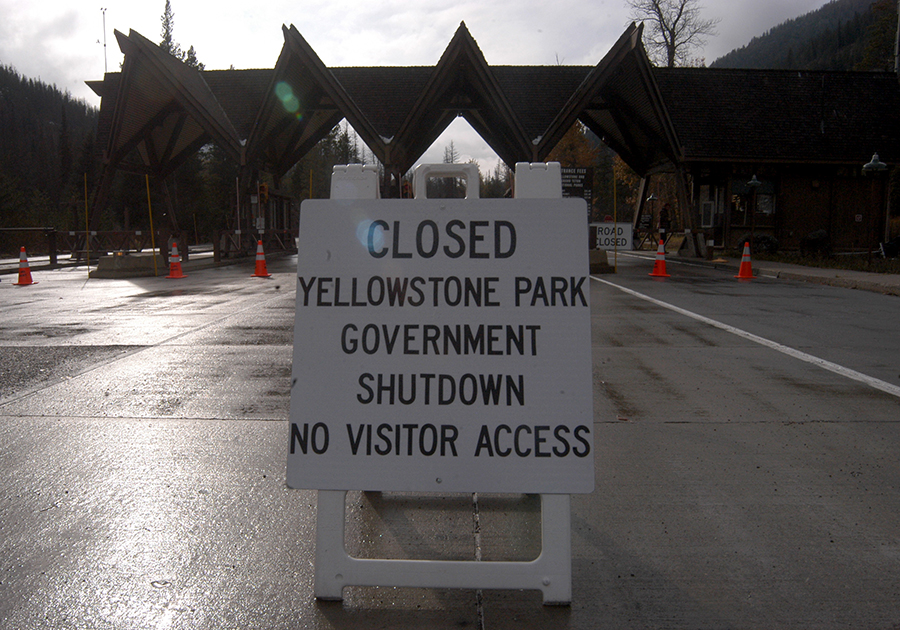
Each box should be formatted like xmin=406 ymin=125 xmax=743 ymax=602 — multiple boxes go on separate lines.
xmin=0 ymin=0 xmax=835 ymax=162
xmin=0 ymin=5 xmax=103 ymax=102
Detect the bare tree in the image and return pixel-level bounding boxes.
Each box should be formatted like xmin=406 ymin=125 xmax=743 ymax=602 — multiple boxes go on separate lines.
xmin=626 ymin=0 xmax=719 ymax=67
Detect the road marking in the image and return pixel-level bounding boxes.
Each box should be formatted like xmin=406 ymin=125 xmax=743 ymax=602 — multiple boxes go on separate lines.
xmin=591 ymin=276 xmax=900 ymax=400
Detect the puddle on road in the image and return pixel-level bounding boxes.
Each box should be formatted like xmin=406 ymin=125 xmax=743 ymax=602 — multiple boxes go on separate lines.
xmin=130 ymin=289 xmax=196 ymax=298
xmin=0 ymin=345 xmax=142 ymax=400
xmin=209 ymin=325 xmax=294 ymax=346
xmin=130 ymin=285 xmax=270 ymax=299
xmin=1 ymin=325 xmax=93 ymax=340
xmin=250 ymin=366 xmax=292 ymax=380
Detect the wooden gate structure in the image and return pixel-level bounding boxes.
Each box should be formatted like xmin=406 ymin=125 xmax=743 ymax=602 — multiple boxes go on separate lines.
xmin=87 ymin=21 xmax=900 ymax=256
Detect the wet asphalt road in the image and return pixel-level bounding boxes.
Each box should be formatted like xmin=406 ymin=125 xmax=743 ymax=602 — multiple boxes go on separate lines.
xmin=1 ymin=253 xmax=900 ymax=629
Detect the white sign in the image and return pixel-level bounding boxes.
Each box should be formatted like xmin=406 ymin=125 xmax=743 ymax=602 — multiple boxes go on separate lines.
xmin=595 ymin=222 xmax=633 ymax=251
xmin=286 ymin=198 xmax=593 ymax=494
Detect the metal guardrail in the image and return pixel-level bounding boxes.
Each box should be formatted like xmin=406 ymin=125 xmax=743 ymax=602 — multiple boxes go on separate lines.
xmin=2 ymin=228 xmax=298 ymax=269
xmin=213 ymin=229 xmax=297 ymax=262
xmin=61 ymin=230 xmax=163 ymax=262
xmin=0 ymin=228 xmax=59 ymax=266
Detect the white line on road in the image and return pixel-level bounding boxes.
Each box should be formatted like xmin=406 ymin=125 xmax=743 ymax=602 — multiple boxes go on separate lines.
xmin=592 ymin=276 xmax=900 ymax=400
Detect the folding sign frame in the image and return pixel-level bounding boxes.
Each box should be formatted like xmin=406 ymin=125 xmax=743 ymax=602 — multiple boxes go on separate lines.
xmin=302 ymin=162 xmax=584 ymax=605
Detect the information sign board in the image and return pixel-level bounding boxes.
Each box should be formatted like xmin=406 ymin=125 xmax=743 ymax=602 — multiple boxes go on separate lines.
xmin=561 ymin=167 xmax=593 ymax=219
xmin=286 ymin=198 xmax=593 ymax=494
xmin=637 ymin=212 xmax=652 ymax=231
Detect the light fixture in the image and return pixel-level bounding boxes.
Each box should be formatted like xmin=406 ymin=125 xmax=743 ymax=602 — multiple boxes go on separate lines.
xmin=747 ymin=175 xmax=761 ymax=187
xmin=863 ymin=153 xmax=887 ymax=173
xmin=647 ymin=193 xmax=658 ymax=201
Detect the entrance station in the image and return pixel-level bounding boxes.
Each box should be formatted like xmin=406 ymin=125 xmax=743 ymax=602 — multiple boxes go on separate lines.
xmin=287 ymin=163 xmax=593 ymax=604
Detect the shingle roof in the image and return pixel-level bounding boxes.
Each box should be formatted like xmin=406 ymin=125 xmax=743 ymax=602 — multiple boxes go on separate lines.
xmin=492 ymin=66 xmax=592 ymax=143
xmin=91 ymin=22 xmax=675 ymax=180
xmin=202 ymin=69 xmax=272 ymax=141
xmin=330 ymin=67 xmax=433 ymax=140
xmin=91 ymin=21 xmax=900 ymax=198
xmin=654 ymin=67 xmax=900 ymax=164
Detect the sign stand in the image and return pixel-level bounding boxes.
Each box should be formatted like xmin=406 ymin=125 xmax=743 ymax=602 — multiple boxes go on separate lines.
xmin=311 ymin=163 xmax=576 ymax=605
xmin=315 ymin=491 xmax=571 ymax=604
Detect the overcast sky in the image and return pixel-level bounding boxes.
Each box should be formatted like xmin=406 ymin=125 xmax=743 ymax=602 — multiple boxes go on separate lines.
xmin=0 ymin=0 xmax=833 ymax=167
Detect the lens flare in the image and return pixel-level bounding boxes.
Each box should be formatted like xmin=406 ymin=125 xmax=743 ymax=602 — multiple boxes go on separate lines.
xmin=275 ymin=81 xmax=301 ymax=114
xmin=275 ymin=81 xmax=292 ymax=100
xmin=356 ymin=219 xmax=383 ymax=252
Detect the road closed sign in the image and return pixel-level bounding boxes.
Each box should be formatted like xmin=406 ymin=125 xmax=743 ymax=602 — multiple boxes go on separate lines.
xmin=286 ymin=198 xmax=593 ymax=494
xmin=595 ymin=222 xmax=633 ymax=251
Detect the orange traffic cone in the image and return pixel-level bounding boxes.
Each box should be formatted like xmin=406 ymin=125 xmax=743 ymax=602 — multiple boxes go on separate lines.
xmin=166 ymin=241 xmax=186 ymax=279
xmin=648 ymin=239 xmax=670 ymax=277
xmin=735 ymin=242 xmax=754 ymax=280
xmin=252 ymin=240 xmax=271 ymax=278
xmin=13 ymin=247 xmax=37 ymax=285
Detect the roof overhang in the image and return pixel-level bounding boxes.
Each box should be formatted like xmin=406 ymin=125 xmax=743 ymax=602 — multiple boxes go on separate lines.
xmin=91 ymin=23 xmax=683 ymax=181
xmin=103 ymin=29 xmax=243 ymax=176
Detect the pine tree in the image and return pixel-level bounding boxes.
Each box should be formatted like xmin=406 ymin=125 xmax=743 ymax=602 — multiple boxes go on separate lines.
xmin=425 ymin=140 xmax=465 ymax=198
xmin=160 ymin=0 xmax=182 ymax=59
xmin=159 ymin=1 xmax=204 ymax=69
xmin=480 ymin=160 xmax=511 ymax=198
xmin=856 ymin=0 xmax=897 ymax=71
xmin=0 ymin=64 xmax=98 ymax=247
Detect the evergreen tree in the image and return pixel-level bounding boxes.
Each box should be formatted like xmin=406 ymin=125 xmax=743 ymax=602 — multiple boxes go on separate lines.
xmin=160 ymin=0 xmax=182 ymax=59
xmin=547 ymin=123 xmax=601 ymax=168
xmin=425 ymin=141 xmax=465 ymax=198
xmin=856 ymin=0 xmax=898 ymax=70
xmin=286 ymin=122 xmax=364 ymax=199
xmin=712 ymin=0 xmax=885 ymax=71
xmin=200 ymin=143 xmax=239 ymax=234
xmin=547 ymin=123 xmax=605 ymax=219
xmin=480 ymin=160 xmax=512 ymax=198
xmin=0 ymin=64 xmax=98 ymax=251
xmin=159 ymin=1 xmax=204 ymax=69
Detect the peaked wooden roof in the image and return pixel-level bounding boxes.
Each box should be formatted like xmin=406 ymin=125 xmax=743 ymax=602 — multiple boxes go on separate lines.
xmin=88 ymin=21 xmax=900 ymax=196
xmin=89 ymin=22 xmax=680 ymax=181
xmin=103 ymin=29 xmax=243 ymax=176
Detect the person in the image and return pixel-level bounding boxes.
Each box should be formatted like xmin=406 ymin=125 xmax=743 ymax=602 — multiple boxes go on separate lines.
xmin=658 ymin=203 xmax=671 ymax=242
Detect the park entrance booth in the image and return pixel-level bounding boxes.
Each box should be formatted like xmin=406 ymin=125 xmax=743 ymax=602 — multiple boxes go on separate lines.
xmin=88 ymin=19 xmax=900 ymax=265
xmin=287 ymin=162 xmax=593 ymax=603
xmin=87 ymin=21 xmax=691 ymax=254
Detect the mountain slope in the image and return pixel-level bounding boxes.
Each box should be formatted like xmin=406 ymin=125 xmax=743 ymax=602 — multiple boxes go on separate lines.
xmin=710 ymin=0 xmax=894 ymax=71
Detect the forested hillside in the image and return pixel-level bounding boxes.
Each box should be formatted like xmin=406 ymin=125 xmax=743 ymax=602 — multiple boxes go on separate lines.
xmin=0 ymin=61 xmax=372 ymax=251
xmin=711 ymin=0 xmax=896 ymax=70
xmin=0 ymin=65 xmax=99 ymax=234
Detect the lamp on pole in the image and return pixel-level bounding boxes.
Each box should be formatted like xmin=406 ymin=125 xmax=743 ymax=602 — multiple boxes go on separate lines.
xmin=101 ymin=8 xmax=108 ymax=74
xmin=863 ymin=153 xmax=887 ymax=173
xmin=747 ymin=175 xmax=761 ymax=248
xmin=862 ymin=152 xmax=890 ymax=248
xmin=647 ymin=193 xmax=658 ymax=242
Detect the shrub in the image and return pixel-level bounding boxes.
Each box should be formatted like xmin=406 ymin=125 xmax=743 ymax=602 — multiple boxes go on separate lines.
xmin=736 ymin=233 xmax=779 ymax=254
